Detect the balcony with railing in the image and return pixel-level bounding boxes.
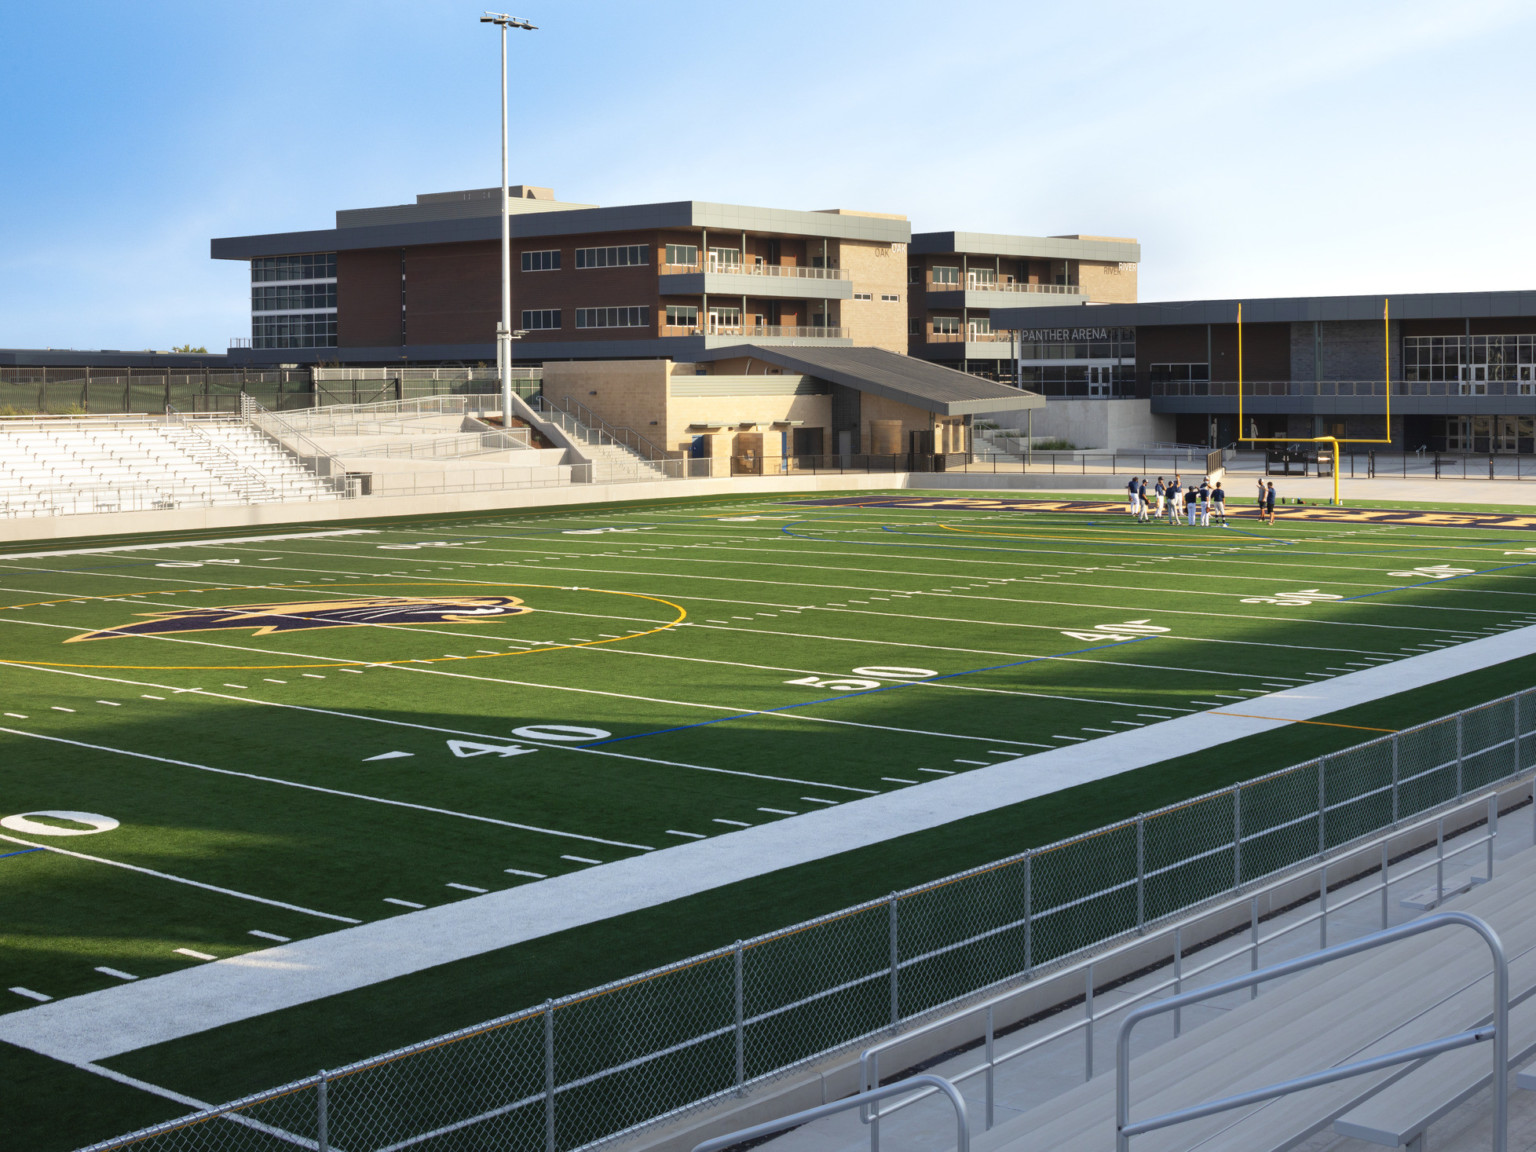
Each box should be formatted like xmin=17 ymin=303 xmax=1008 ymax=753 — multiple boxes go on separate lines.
xmin=926 ymin=329 xmax=1013 ymax=344
xmin=925 ymin=276 xmax=1086 ymax=308
xmin=658 ymin=260 xmax=854 ymax=301
xmin=659 ymin=323 xmax=849 ymax=342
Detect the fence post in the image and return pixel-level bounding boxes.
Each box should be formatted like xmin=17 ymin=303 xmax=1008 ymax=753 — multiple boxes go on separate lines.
xmin=1381 ymin=840 xmax=1391 ymax=928
xmin=1232 ymin=785 xmax=1242 ymax=888
xmin=316 ymin=1072 xmax=329 ymax=1152
xmin=733 ymin=940 xmax=745 ymax=1094
xmin=888 ymin=893 xmax=899 ymax=1028
xmin=1084 ymin=963 xmax=1094 ymax=1081
xmin=1488 ymin=794 xmax=1498 ymax=883
xmin=1318 ymin=758 xmax=1327 ymax=855
xmin=1173 ymin=927 xmax=1183 ymax=1037
xmin=1517 ymin=693 xmax=1524 ymax=773
xmin=1249 ymin=896 xmax=1260 ymax=1000
xmin=1457 ymin=712 xmax=1465 ymax=797
xmin=1135 ymin=815 xmax=1146 ymax=933
xmin=1022 ymin=851 xmax=1034 ymax=977
xmin=1391 ymin=735 xmax=1401 ymax=825
xmin=544 ymin=999 xmax=556 ymax=1152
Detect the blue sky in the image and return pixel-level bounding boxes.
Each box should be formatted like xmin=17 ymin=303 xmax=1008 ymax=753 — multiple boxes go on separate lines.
xmin=2 ymin=0 xmax=1533 ymax=352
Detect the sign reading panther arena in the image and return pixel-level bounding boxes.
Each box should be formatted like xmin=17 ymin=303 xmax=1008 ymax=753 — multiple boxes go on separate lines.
xmin=65 ymin=595 xmax=532 ymax=642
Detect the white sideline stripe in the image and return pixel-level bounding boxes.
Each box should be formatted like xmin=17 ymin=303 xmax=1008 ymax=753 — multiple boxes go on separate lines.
xmin=0 ymin=833 xmax=360 ymax=925
xmin=0 ymin=529 xmax=376 ymax=561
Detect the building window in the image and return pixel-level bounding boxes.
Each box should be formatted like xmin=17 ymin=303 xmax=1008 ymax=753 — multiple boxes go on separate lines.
xmin=931 ymin=266 xmax=959 ymax=286
xmin=969 ymin=268 xmax=997 ymax=286
xmin=853 ymin=292 xmax=872 ymax=301
xmin=1148 ymin=363 xmax=1210 ymax=384
xmin=882 ymin=293 xmax=900 ymax=302
xmin=575 ymin=245 xmax=648 ymax=269
xmin=908 ymin=318 xmax=921 ymax=335
xmin=970 ymin=316 xmax=992 ymax=335
xmin=575 ymin=305 xmax=649 ymax=328
xmin=932 ymin=316 xmax=960 ymax=335
xmin=521 ymin=309 xmax=561 ymax=330
xmin=251 ymin=254 xmax=336 ymax=282
xmin=665 ymin=305 xmax=698 ymax=329
xmin=706 ymin=247 xmax=742 ymax=269
xmin=710 ymin=307 xmax=742 ymax=329
xmin=252 ymin=313 xmax=337 ymax=349
xmin=521 ymin=250 xmax=560 ymax=272
xmin=252 ymin=284 xmax=336 ymax=312
xmin=664 ymin=243 xmax=698 ymax=267
xmin=908 ymin=266 xmax=921 ymax=284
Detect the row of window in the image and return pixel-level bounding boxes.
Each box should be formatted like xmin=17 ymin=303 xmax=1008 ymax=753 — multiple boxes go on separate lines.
xmin=252 ymin=284 xmax=336 ymax=312
xmin=252 ymin=314 xmax=337 ymax=348
xmin=519 ymin=307 xmax=653 ymax=330
xmin=1403 ymin=334 xmax=1536 ymax=382
xmin=574 ymin=245 xmax=647 ymax=269
xmin=252 ymin=254 xmax=335 ymax=283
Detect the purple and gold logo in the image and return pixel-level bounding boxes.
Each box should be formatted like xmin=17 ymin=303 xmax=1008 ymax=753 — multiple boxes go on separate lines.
xmin=66 ymin=595 xmax=532 ymax=642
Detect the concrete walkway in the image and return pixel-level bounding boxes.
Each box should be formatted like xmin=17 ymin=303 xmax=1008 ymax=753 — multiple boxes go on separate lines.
xmin=3 ymin=625 xmax=1536 ymax=1066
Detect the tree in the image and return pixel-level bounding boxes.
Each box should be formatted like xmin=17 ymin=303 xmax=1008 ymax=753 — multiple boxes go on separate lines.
xmin=171 ymin=344 xmax=208 ymax=354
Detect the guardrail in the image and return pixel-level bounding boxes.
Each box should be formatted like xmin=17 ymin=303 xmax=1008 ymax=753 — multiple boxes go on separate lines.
xmin=238 ymin=397 xmax=351 ymax=493
xmin=1116 ymin=911 xmax=1508 ymax=1151
xmin=660 ymin=261 xmax=852 ymax=282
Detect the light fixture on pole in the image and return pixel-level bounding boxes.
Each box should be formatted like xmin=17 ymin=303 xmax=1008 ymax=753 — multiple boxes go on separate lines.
xmin=480 ymin=11 xmax=537 ymax=428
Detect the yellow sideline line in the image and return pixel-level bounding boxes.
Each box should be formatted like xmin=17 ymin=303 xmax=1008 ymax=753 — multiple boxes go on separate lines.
xmin=1209 ymin=711 xmax=1398 ymax=733
xmin=0 ymin=582 xmax=686 ymax=671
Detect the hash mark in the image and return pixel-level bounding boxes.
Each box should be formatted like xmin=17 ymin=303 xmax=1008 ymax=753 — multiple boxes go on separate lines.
xmin=383 ymin=898 xmax=425 ymax=909
xmin=712 ymin=819 xmax=751 ymax=827
xmin=561 ymin=855 xmax=602 ymax=864
xmin=248 ymin=930 xmax=290 ymax=943
xmin=504 ymin=868 xmax=547 ymax=878
xmin=881 ymin=777 xmax=918 ymax=784
xmin=96 ymin=701 xmax=120 ymax=707
xmin=757 ymin=807 xmax=797 ymax=815
xmin=666 ymin=829 xmax=706 ymax=839
xmin=95 ymin=967 xmax=138 ymax=981
xmin=446 ymin=883 xmax=488 ymax=893
xmin=174 ymin=948 xmax=216 ymax=961
xmin=9 ymin=986 xmax=50 ymax=1002
xmin=801 ymin=797 xmax=838 ymax=806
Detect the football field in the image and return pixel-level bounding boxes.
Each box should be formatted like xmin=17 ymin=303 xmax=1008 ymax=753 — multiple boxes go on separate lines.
xmin=6 ymin=488 xmax=1536 ymax=1147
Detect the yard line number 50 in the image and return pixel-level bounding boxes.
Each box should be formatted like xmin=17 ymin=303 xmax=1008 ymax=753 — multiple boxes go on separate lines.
xmin=784 ymin=666 xmax=938 ymax=691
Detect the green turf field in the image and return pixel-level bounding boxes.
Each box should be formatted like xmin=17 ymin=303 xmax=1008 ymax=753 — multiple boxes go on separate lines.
xmin=6 ymin=488 xmax=1536 ymax=1149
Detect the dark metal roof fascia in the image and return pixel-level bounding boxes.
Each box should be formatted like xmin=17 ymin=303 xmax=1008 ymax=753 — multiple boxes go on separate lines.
xmin=693 ymin=345 xmax=1043 ymax=416
xmin=212 ymin=200 xmax=911 ymax=260
xmin=911 ymin=231 xmax=1141 ymax=263
xmin=992 ymin=289 xmax=1536 ymax=330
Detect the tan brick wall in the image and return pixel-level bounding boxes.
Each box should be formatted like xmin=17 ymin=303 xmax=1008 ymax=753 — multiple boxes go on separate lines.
xmin=666 ymin=393 xmax=832 ymax=458
xmin=836 ymin=240 xmax=908 ymax=353
xmin=1078 ymin=260 xmax=1138 ymax=304
xmin=859 ymin=391 xmax=935 ymax=452
xmin=540 ymin=360 xmax=670 ymax=440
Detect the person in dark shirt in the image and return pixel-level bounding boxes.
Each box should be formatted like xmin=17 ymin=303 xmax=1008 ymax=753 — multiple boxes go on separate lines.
xmin=1126 ymin=476 xmax=1141 ymax=519
xmin=1165 ymin=476 xmax=1182 ymax=526
xmin=1263 ymin=481 xmax=1278 ymax=525
xmin=1211 ymin=481 xmax=1227 ymax=526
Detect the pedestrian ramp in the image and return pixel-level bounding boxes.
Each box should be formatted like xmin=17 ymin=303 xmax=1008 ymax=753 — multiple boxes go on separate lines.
xmin=969 ymin=839 xmax=1536 ymax=1152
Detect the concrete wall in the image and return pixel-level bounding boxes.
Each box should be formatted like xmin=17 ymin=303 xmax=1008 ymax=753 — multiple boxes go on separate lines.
xmin=540 ymin=359 xmax=671 ymax=441
xmin=984 ymin=398 xmax=1174 ymax=449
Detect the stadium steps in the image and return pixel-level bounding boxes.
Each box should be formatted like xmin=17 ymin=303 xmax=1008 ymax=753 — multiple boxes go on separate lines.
xmin=970 ymin=841 xmax=1536 ymax=1152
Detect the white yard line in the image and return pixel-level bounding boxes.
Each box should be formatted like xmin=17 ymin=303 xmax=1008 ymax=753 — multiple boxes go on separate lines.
xmin=10 ymin=624 xmax=1536 ymax=1066
xmin=0 ymin=832 xmax=358 ymax=924
xmin=0 ymin=529 xmax=377 ymax=562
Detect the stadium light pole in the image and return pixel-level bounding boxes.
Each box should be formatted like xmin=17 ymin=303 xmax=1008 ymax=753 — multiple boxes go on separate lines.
xmin=480 ymin=11 xmax=537 ymax=428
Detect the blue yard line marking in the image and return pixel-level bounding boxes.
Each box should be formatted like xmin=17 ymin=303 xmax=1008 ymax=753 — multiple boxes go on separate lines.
xmin=1342 ymin=561 xmax=1536 ymax=601
xmin=0 ymin=848 xmax=44 ymax=860
xmin=581 ymin=636 xmax=1154 ymax=748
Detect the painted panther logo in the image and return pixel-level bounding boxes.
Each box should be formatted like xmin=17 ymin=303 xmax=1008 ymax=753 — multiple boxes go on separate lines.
xmin=65 ymin=595 xmax=532 ymax=642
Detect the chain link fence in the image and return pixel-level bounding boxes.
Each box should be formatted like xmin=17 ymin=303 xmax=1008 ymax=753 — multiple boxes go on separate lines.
xmin=80 ymin=688 xmax=1536 ymax=1152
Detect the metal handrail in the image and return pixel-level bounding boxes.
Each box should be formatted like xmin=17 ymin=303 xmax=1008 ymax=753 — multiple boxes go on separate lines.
xmin=164 ymin=406 xmax=285 ymax=499
xmin=1116 ymin=911 xmax=1509 ymax=1151
xmin=857 ymin=789 xmax=1507 ymax=1142
xmin=239 ymin=397 xmax=350 ymax=493
xmin=692 ymin=1075 xmax=968 ymax=1152
xmin=928 ymin=278 xmax=1083 ymax=295
xmin=660 ymin=260 xmax=852 ymax=282
xmin=531 ymin=395 xmax=666 ymax=463
xmin=344 ymin=427 xmax=533 ymax=459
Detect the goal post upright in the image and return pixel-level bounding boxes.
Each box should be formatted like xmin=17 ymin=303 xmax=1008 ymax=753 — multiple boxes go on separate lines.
xmin=1235 ymin=298 xmax=1395 ymax=506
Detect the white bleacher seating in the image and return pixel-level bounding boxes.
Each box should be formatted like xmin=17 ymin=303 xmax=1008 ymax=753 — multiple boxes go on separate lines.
xmin=0 ymin=416 xmax=339 ymax=517
xmin=969 ymin=842 xmax=1536 ymax=1152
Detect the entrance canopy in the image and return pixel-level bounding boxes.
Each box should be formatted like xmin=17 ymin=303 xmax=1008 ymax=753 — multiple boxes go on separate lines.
xmin=694 ymin=345 xmax=1043 ymax=417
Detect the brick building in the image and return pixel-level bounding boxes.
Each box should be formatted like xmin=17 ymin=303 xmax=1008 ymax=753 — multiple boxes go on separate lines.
xmin=212 ymin=187 xmax=1140 ymax=372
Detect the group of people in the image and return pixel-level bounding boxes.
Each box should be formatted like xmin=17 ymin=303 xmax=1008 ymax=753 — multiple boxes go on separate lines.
xmin=1124 ymin=475 xmax=1280 ymax=526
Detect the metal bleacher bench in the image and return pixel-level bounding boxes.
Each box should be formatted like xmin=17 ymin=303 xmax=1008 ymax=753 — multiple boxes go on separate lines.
xmin=972 ymin=842 xmax=1536 ymax=1152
